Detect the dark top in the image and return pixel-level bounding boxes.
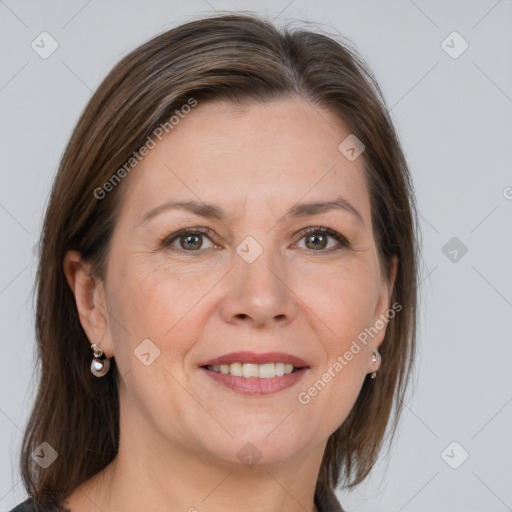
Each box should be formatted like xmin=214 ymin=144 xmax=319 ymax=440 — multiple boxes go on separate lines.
xmin=9 ymin=489 xmax=345 ymax=511
xmin=7 ymin=498 xmax=53 ymax=512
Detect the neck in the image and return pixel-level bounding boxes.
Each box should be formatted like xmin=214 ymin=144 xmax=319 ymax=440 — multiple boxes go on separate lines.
xmin=67 ymin=405 xmax=325 ymax=512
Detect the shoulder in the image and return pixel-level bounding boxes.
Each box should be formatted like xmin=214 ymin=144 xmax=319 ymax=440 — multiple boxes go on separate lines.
xmin=7 ymin=498 xmax=36 ymax=512
xmin=7 ymin=497 xmax=63 ymax=512
xmin=315 ymin=488 xmax=346 ymax=512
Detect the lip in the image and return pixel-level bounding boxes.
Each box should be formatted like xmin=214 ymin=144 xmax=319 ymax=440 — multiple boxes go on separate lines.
xmin=200 ymin=366 xmax=309 ymax=395
xmin=198 ymin=351 xmax=310 ymax=368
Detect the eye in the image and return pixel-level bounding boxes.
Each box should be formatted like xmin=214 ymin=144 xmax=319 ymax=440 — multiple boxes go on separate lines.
xmin=294 ymin=227 xmax=349 ymax=252
xmin=160 ymin=226 xmax=349 ymax=254
xmin=162 ymin=227 xmax=217 ymax=252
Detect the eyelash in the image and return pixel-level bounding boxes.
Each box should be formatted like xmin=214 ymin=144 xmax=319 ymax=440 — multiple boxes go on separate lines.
xmin=159 ymin=226 xmax=350 ymax=254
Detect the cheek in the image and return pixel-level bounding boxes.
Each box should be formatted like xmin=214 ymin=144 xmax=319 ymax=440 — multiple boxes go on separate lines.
xmin=105 ymin=264 xmax=214 ymax=416
xmin=107 ymin=261 xmax=224 ymax=362
xmin=303 ymin=262 xmax=381 ymax=343
xmin=294 ymin=264 xmax=378 ymax=419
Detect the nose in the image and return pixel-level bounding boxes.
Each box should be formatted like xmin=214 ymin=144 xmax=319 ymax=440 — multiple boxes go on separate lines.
xmin=220 ymin=248 xmax=298 ymax=329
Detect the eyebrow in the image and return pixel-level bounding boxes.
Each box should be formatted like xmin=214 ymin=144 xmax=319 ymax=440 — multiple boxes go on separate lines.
xmin=139 ymin=196 xmax=364 ymax=226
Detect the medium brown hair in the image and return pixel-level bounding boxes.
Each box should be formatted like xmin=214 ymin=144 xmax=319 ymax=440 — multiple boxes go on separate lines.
xmin=19 ymin=12 xmax=420 ymax=509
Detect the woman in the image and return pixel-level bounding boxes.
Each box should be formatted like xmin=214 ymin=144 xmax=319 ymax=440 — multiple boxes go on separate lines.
xmin=11 ymin=12 xmax=419 ymax=512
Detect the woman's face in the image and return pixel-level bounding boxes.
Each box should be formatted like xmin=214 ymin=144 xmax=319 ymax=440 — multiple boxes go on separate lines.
xmin=70 ymin=97 xmax=396 ymax=469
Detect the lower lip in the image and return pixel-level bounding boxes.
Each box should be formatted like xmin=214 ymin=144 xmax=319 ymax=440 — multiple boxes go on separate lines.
xmin=200 ymin=367 xmax=308 ymax=395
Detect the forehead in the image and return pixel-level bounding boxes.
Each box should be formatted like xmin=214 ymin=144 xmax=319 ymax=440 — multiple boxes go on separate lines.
xmin=120 ymin=98 xmax=371 ymax=222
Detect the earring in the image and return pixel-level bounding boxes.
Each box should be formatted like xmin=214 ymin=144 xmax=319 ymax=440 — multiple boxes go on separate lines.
xmin=90 ymin=343 xmax=110 ymax=377
xmin=370 ymin=350 xmax=381 ymax=379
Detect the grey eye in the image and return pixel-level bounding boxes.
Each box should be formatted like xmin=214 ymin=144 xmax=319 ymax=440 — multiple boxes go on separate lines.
xmin=296 ymin=229 xmax=346 ymax=251
xmin=167 ymin=232 xmax=216 ymax=251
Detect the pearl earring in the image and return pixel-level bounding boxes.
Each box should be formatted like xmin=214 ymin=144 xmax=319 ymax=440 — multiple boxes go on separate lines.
xmin=370 ymin=350 xmax=381 ymax=379
xmin=90 ymin=343 xmax=110 ymax=377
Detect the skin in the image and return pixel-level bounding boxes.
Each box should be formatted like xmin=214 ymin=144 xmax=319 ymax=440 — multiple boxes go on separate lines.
xmin=63 ymin=97 xmax=397 ymax=512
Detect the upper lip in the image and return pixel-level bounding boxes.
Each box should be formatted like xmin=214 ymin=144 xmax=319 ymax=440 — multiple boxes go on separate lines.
xmin=199 ymin=351 xmax=310 ymax=368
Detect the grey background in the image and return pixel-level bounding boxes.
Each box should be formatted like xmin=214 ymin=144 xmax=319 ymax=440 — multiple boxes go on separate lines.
xmin=1 ymin=0 xmax=511 ymax=510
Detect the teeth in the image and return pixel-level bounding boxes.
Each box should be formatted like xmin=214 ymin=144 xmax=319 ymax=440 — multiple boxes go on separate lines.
xmin=230 ymin=363 xmax=243 ymax=377
xmin=258 ymin=363 xmax=275 ymax=378
xmin=275 ymin=362 xmax=285 ymax=376
xmin=242 ymin=363 xmax=259 ymax=378
xmin=206 ymin=362 xmax=297 ymax=378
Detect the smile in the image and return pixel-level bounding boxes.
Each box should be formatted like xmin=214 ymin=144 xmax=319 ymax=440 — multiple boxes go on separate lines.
xmin=200 ymin=365 xmax=308 ymax=395
xmin=204 ymin=362 xmax=298 ymax=379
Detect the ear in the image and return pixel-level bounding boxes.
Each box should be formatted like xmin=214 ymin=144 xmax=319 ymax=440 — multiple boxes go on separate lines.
xmin=371 ymin=255 xmax=399 ymax=349
xmin=63 ymin=250 xmax=113 ymax=357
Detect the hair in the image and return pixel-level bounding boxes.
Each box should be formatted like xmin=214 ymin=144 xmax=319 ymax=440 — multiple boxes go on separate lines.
xmin=19 ymin=11 xmax=420 ymax=510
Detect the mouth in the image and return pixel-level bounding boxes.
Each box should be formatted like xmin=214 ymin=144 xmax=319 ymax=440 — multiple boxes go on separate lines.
xmin=198 ymin=351 xmax=310 ymax=395
xmin=202 ymin=362 xmax=304 ymax=378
